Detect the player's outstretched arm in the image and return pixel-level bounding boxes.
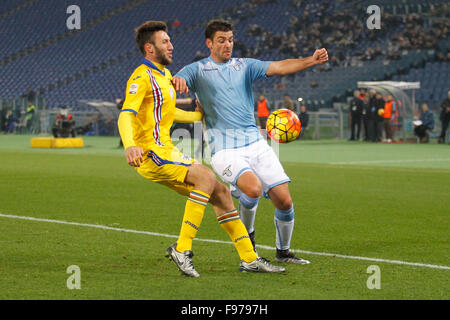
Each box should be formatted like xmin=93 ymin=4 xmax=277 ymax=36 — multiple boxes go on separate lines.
xmin=174 ymin=108 xmax=203 ymax=123
xmin=266 ymin=48 xmax=328 ymax=76
xmin=174 ymin=99 xmax=204 ymax=124
xmin=117 ymin=111 xmax=144 ymax=167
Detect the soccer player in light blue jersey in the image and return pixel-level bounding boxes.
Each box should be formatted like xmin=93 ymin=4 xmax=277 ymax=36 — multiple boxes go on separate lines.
xmin=174 ymin=20 xmax=328 ymax=264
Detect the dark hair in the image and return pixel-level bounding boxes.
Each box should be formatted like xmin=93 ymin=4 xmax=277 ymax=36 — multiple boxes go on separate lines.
xmin=205 ymin=20 xmax=233 ymax=40
xmin=135 ymin=21 xmax=168 ymax=55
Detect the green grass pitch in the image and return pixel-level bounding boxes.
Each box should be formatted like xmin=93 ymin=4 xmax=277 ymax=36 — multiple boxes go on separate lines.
xmin=0 ymin=135 xmax=449 ymax=300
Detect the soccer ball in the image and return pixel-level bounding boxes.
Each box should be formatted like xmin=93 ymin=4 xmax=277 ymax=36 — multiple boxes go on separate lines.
xmin=266 ymin=109 xmax=302 ymax=143
xmin=378 ymin=109 xmax=385 ymax=116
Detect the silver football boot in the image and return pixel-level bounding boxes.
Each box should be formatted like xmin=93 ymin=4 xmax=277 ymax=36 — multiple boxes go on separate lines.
xmin=165 ymin=243 xmax=200 ymax=278
xmin=239 ymin=257 xmax=286 ymax=273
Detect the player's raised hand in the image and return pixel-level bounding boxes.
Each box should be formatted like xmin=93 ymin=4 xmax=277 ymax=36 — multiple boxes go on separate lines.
xmin=313 ymin=48 xmax=328 ymax=65
xmin=125 ymin=146 xmax=145 ymax=167
xmin=172 ymin=76 xmax=189 ymax=94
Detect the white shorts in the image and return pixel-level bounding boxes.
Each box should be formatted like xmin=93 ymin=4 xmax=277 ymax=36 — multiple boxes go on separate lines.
xmin=211 ymin=139 xmax=290 ymax=197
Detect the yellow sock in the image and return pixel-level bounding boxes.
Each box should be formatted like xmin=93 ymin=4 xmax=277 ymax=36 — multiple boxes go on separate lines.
xmin=176 ymin=190 xmax=210 ymax=252
xmin=217 ymin=210 xmax=258 ymax=263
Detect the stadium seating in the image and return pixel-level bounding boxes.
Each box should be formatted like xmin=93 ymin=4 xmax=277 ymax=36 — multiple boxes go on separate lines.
xmin=0 ymin=0 xmax=448 ymax=114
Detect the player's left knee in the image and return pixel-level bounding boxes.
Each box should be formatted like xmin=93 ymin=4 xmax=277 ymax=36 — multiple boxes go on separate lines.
xmin=276 ymin=196 xmax=293 ymax=211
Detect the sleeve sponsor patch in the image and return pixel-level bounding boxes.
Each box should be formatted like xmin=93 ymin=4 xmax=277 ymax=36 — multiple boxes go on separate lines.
xmin=128 ymin=83 xmax=138 ymax=94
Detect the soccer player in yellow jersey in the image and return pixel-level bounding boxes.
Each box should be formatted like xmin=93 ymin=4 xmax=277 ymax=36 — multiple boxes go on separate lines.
xmin=117 ymin=21 xmax=285 ymax=277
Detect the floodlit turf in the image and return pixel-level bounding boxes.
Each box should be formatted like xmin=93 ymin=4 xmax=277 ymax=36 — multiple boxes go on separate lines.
xmin=0 ymin=134 xmax=449 ymax=300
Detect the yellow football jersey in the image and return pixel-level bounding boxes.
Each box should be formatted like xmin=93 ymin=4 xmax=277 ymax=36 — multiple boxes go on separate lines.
xmin=122 ymin=58 xmax=177 ymax=151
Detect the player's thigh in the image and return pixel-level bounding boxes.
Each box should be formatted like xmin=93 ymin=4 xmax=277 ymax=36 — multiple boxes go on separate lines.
xmin=138 ymin=148 xmax=194 ymax=196
xmin=184 ymin=163 xmax=217 ymax=195
xmin=249 ymin=140 xmax=290 ymax=196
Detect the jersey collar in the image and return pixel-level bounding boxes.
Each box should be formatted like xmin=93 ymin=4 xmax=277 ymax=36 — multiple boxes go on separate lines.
xmin=207 ymin=55 xmax=232 ymax=66
xmin=141 ymin=58 xmax=166 ymax=76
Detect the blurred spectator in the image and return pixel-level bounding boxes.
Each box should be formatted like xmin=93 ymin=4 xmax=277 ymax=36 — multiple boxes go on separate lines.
xmin=387 ymin=49 xmax=401 ymax=60
xmin=438 ymin=91 xmax=450 ymax=144
xmin=283 ymin=94 xmax=295 ymax=111
xmin=349 ymin=90 xmax=363 ymax=141
xmin=374 ymin=92 xmax=385 ymax=142
xmin=367 ymin=90 xmax=377 ymax=142
xmin=5 ymin=110 xmax=17 ymax=133
xmin=75 ymin=119 xmax=94 ymax=136
xmin=52 ymin=106 xmax=75 ymax=138
xmin=298 ymin=104 xmax=309 ymax=139
xmin=0 ymin=107 xmax=6 ymax=133
xmin=414 ymin=103 xmax=434 ymax=143
xmin=383 ymin=95 xmax=396 ymax=143
xmin=256 ymin=93 xmax=271 ymax=130
xmin=25 ymin=101 xmax=36 ymax=132
xmin=361 ymin=93 xmax=370 ymax=141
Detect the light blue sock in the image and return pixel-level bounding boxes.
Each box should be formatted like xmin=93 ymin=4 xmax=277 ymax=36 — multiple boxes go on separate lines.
xmin=239 ymin=193 xmax=259 ymax=234
xmin=274 ymin=205 xmax=295 ymax=250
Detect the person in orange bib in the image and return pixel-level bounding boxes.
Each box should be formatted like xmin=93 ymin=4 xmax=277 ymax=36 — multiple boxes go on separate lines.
xmin=383 ymin=95 xmax=396 ymax=142
xmin=256 ymin=94 xmax=270 ymax=132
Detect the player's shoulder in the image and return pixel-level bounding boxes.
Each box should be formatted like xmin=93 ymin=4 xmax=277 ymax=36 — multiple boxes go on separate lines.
xmin=165 ymin=68 xmax=173 ymax=79
xmin=128 ymin=64 xmax=151 ymax=83
xmin=179 ymin=58 xmax=206 ymax=73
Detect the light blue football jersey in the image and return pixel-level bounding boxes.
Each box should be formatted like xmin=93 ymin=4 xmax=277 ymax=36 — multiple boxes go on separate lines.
xmin=176 ymin=56 xmax=271 ymax=154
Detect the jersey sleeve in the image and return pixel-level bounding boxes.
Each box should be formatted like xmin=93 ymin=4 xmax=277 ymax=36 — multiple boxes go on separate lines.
xmin=175 ymin=63 xmax=198 ymax=92
xmin=122 ymin=72 xmax=149 ymax=114
xmin=117 ymin=111 xmax=137 ymax=149
xmin=244 ymin=58 xmax=272 ymax=82
xmin=174 ymin=108 xmax=203 ymax=123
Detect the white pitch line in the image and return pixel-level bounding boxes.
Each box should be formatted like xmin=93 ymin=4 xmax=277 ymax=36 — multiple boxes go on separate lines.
xmin=0 ymin=213 xmax=449 ymax=271
xmin=329 ymin=158 xmax=450 ymax=165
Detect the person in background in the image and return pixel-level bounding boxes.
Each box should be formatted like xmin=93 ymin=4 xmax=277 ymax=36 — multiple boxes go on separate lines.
xmin=374 ymin=92 xmax=385 ymax=142
xmin=52 ymin=106 xmax=76 ymax=138
xmin=256 ymin=93 xmax=270 ymax=132
xmin=0 ymin=106 xmax=7 ymax=133
xmin=116 ymin=98 xmax=124 ymax=147
xmin=297 ymin=104 xmax=309 ymax=139
xmin=349 ymin=90 xmax=363 ymax=141
xmin=383 ymin=94 xmax=396 ymax=143
xmin=361 ymin=92 xmax=370 ymax=141
xmin=25 ymin=101 xmax=36 ymax=132
xmin=414 ymin=103 xmax=434 ymax=143
xmin=367 ymin=89 xmax=378 ymax=142
xmin=438 ymin=91 xmax=450 ymax=144
xmin=283 ymin=94 xmax=295 ymax=112
xmin=5 ymin=110 xmax=17 ymax=133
